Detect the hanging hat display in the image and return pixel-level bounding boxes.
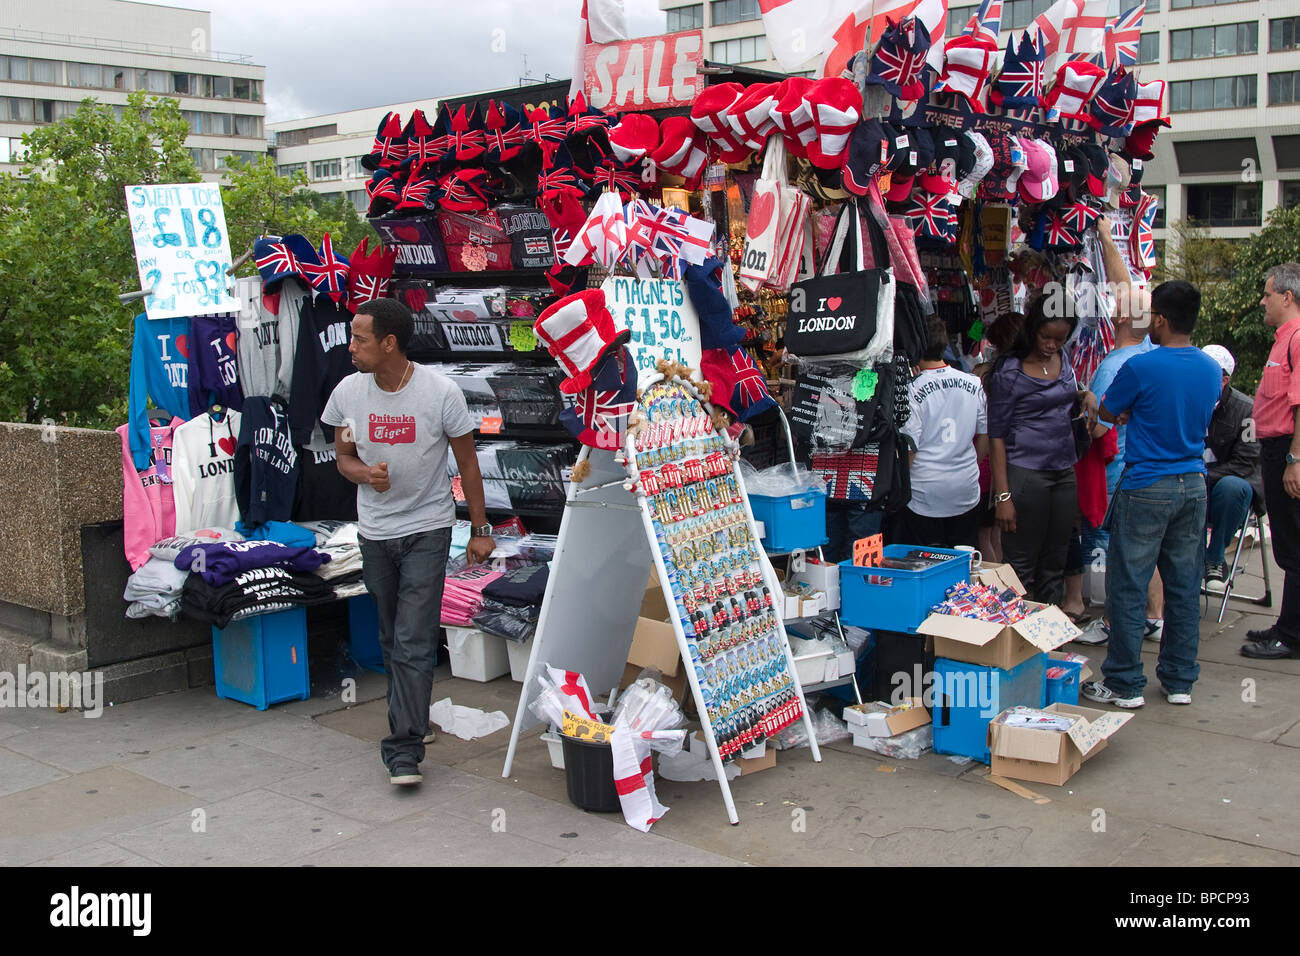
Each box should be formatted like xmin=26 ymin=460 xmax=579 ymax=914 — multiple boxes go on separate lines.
xmin=1044 ymin=60 xmax=1107 ymax=124
xmin=361 ymin=111 xmax=407 ymax=172
xmin=651 ymin=116 xmax=709 ymax=184
xmin=933 ymin=34 xmax=999 ymax=113
xmin=1089 ymin=68 xmax=1137 ymax=138
xmin=1017 ymin=140 xmax=1059 ymax=204
xmin=726 ymin=82 xmax=781 ymax=153
xmin=769 ymin=76 xmax=816 ymax=158
xmin=254 ymin=233 xmax=317 ymax=290
xmin=803 ymin=77 xmax=862 ymax=169
xmin=843 ymin=118 xmax=895 ymax=196
xmin=990 ymin=32 xmax=1047 ymax=110
xmin=534 ymin=287 xmax=631 ymax=394
xmin=956 ymin=130 xmax=994 ymax=200
xmin=607 ymin=113 xmax=660 ymax=165
xmin=691 ymin=82 xmax=751 ymax=163
xmin=298 ymin=232 xmax=348 ymax=305
xmin=865 ymin=16 xmax=933 ymax=102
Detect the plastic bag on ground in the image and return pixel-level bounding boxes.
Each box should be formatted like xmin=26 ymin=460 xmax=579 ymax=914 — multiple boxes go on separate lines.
xmin=851 ymin=722 xmax=932 ymax=759
xmin=771 ymin=708 xmax=851 ymax=750
xmin=428 ymin=698 xmax=510 ymax=740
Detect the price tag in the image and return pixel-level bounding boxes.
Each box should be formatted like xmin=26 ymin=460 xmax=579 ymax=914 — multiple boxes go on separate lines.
xmin=967 ymin=319 xmax=985 ymax=341
xmin=479 ymin=416 xmax=503 ymax=435
xmin=1064 ymin=159 xmax=1075 ymax=173
xmin=852 ymin=368 xmax=878 ymax=401
xmin=508 ymin=321 xmax=537 ymax=352
xmin=853 ymin=533 xmax=884 ymax=568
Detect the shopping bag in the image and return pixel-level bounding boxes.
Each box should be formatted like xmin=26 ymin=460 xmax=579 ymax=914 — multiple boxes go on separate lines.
xmin=738 ymin=136 xmax=786 ymax=292
xmin=784 ymin=201 xmax=895 ymax=364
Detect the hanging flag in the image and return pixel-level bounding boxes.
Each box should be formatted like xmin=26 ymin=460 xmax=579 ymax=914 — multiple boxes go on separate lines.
xmin=757 ymin=0 xmax=946 ymax=79
xmin=1035 ymin=0 xmax=1108 ymax=71
xmin=1105 ymin=3 xmax=1145 ymax=67
xmin=570 ymin=0 xmax=630 ymax=99
xmin=960 ymin=0 xmax=1003 ymax=45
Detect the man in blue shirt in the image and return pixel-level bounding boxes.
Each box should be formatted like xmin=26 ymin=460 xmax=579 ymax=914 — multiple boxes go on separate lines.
xmin=1084 ymin=280 xmax=1222 ymax=708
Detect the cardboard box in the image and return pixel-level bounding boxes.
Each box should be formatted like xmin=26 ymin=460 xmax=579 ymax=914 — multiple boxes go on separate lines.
xmin=844 ymin=698 xmax=930 ymax=737
xmin=976 ymin=562 xmax=1026 ymax=595
xmin=691 ymin=731 xmax=776 ymax=775
xmin=918 ymin=603 xmax=1080 ymax=671
xmin=787 ymin=558 xmax=841 ymax=610
xmin=621 ymin=616 xmax=688 ymax=698
xmin=988 ymin=702 xmax=1132 ymax=786
xmin=641 ymin=573 xmax=670 ymax=623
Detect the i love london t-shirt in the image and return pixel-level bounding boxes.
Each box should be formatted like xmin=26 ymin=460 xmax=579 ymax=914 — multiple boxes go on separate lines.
xmin=322 ymin=365 xmax=473 ymax=540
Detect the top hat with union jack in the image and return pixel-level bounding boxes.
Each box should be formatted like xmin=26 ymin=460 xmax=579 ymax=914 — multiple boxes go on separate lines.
xmin=558 ymin=344 xmax=639 ymax=450
xmin=534 ymin=288 xmax=631 ymax=394
xmin=990 ymin=31 xmax=1046 ymax=110
xmin=299 ymin=233 xmax=349 ymax=305
xmin=1129 ymin=79 xmax=1170 ymax=129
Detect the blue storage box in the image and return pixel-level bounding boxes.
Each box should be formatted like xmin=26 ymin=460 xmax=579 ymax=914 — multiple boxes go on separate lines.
xmin=748 ymin=487 xmax=828 ymax=553
xmin=930 ymin=654 xmax=1047 ymax=764
xmin=1045 ymin=658 xmax=1083 ymax=706
xmin=347 ymin=594 xmax=386 ymax=674
xmin=839 ymin=546 xmax=970 ymax=633
xmin=212 ymin=607 xmax=310 ymax=710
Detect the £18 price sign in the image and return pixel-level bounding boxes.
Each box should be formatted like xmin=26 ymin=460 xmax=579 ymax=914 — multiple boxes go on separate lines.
xmin=125 ymin=182 xmax=239 ymax=320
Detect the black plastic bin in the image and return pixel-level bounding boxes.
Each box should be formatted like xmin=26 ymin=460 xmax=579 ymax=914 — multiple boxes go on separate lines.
xmin=560 ymin=735 xmax=621 ymax=813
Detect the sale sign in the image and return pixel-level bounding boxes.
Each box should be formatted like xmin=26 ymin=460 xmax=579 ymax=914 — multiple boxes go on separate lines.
xmin=584 ymin=30 xmax=704 ymax=112
xmin=125 ymin=182 xmax=238 ymax=320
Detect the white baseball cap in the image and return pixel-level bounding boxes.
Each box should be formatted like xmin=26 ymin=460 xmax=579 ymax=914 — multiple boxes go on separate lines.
xmin=1202 ymin=344 xmax=1235 ymax=377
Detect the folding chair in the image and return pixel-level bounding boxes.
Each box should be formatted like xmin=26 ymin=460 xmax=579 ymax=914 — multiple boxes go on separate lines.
xmin=1207 ymin=496 xmax=1273 ymax=624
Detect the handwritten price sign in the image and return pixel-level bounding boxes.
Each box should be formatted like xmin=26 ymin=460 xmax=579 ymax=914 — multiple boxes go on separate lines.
xmin=125 ymin=182 xmax=238 ymax=320
xmin=601 ymin=275 xmax=701 ymax=387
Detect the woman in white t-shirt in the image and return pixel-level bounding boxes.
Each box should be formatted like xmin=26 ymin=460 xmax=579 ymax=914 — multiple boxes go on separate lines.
xmin=893 ymin=316 xmax=989 ymax=549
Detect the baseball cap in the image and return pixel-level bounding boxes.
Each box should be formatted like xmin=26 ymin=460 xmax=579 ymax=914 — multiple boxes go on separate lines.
xmin=1202 ymin=345 xmax=1235 ymax=377
xmin=1017 ymin=140 xmax=1059 ymax=204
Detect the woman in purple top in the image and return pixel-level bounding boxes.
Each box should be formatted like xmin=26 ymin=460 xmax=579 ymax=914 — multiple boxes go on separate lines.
xmin=985 ymin=298 xmax=1098 ymax=605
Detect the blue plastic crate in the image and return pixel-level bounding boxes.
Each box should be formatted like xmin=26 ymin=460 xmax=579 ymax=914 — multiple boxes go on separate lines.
xmin=930 ymin=654 xmax=1047 ymax=764
xmin=347 ymin=595 xmax=386 ymax=674
xmin=212 ymin=607 xmax=310 ymax=711
xmin=1045 ymin=658 xmax=1083 ymax=706
xmin=748 ymin=487 xmax=828 ymax=553
xmin=838 ymin=545 xmax=970 ymax=633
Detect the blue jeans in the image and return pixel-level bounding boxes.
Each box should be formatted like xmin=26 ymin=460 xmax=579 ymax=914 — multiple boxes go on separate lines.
xmin=1206 ymin=476 xmax=1252 ymax=566
xmin=1103 ymin=474 xmax=1207 ymax=697
xmin=359 ymin=527 xmax=452 ymax=770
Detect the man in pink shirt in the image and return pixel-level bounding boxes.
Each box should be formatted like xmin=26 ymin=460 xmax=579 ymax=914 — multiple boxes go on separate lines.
xmin=1243 ymin=262 xmax=1300 ymax=659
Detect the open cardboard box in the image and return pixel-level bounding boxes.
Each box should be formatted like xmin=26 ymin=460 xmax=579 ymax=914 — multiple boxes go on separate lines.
xmin=844 ymin=698 xmax=930 ymax=737
xmin=988 ymin=702 xmax=1133 ymax=786
xmin=977 ymin=562 xmax=1026 ymax=595
xmin=918 ymin=602 xmax=1081 ymax=671
xmin=621 ymin=616 xmax=688 ymax=699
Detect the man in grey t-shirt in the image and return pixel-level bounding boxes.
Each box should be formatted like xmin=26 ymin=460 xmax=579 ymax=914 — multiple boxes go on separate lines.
xmin=322 ymin=299 xmax=494 ymax=786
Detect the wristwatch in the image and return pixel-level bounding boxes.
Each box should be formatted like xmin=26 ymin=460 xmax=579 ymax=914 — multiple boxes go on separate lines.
xmin=1286 ymin=454 xmax=1300 ymax=466
xmin=471 ymin=524 xmax=493 ymax=537
xmin=994 ymin=492 xmax=1012 ymax=504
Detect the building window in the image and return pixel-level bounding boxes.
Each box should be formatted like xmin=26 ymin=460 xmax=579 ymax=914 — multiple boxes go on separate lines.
xmin=171 ymin=73 xmax=193 ymax=95
xmin=1271 ymin=71 xmax=1300 ymax=105
xmin=278 ymin=163 xmax=306 ymax=179
xmin=1169 ymin=22 xmax=1257 ymax=61
xmin=209 ymin=75 xmax=232 ymax=99
xmin=1146 ymin=185 xmax=1167 ymax=228
xmin=181 ymin=110 xmax=203 ymax=134
xmin=346 ymin=189 xmax=368 ymax=214
xmin=3 ymin=97 xmax=34 ymax=122
xmin=311 ymin=158 xmax=343 ymax=180
xmin=1185 ymin=183 xmax=1262 ymax=228
xmin=1146 ymin=0 xmax=1159 ymax=11
xmin=710 ymin=0 xmax=760 ymax=26
xmin=665 ymin=4 xmax=703 ymax=31
xmin=233 ymin=114 xmax=262 ymax=138
xmin=710 ymin=35 xmax=768 ymax=64
xmin=1169 ymin=75 xmax=1256 ymax=111
xmin=189 ymin=147 xmax=215 ymax=171
xmin=67 ymin=63 xmax=104 ymax=89
xmin=1283 ymin=182 xmax=1300 ymax=210
xmin=1170 ymin=0 xmax=1250 ymax=8
xmin=1003 ymin=0 xmax=1055 ymax=31
xmin=344 ymin=155 xmax=369 ymax=178
xmin=1139 ymin=32 xmax=1159 ymax=63
xmin=1273 ymin=17 xmax=1300 ymax=52
xmin=202 ymin=112 xmax=231 ymax=136
xmin=274 ymin=123 xmax=338 ymax=147
xmin=947 ymin=5 xmax=977 ymax=36
xmin=2 ymin=56 xmax=61 ymax=84
xmin=137 ymin=69 xmax=168 ymax=93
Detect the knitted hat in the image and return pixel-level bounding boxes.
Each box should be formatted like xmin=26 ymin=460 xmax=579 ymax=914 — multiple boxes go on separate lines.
xmin=934 ymin=34 xmax=999 ymax=113
xmin=345 ymin=238 xmax=397 ymax=314
xmin=769 ymin=76 xmax=816 ymax=158
xmin=432 ymin=103 xmax=486 ymax=163
xmin=685 ymin=257 xmax=746 ymax=351
xmin=534 ymin=288 xmax=630 ymax=394
xmin=691 ymin=82 xmax=751 ymax=163
xmin=1044 ymin=60 xmax=1107 ymax=123
xmin=365 ymin=168 xmax=404 ymax=218
xmin=394 ymin=160 xmax=442 ymax=214
xmin=362 ymin=111 xmax=407 ymax=172
xmin=1088 ymin=68 xmax=1137 ymax=138
xmin=699 ymin=347 xmax=776 ymax=423
xmin=607 ymin=113 xmax=660 ymax=164
xmin=726 ymin=81 xmax=780 ymax=153
xmin=559 ymin=345 xmax=639 ymax=449
xmin=804 ymin=77 xmax=862 ymax=169
xmin=564 ymin=92 xmax=614 ymax=144
xmin=651 ymin=116 xmax=709 ymax=184
xmin=482 ymin=100 xmax=529 ymax=165
xmin=990 ymin=31 xmax=1046 ymax=109
xmin=437 ymin=167 xmax=497 ymax=212
xmin=865 ymin=17 xmax=933 ymax=102
xmin=401 ymin=108 xmax=438 ymax=166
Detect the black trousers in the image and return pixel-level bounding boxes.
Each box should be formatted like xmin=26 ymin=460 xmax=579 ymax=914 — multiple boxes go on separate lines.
xmin=1001 ymin=464 xmax=1077 ymax=606
xmin=1261 ymin=438 xmax=1300 ymax=647
xmin=890 ymin=502 xmax=982 ymax=550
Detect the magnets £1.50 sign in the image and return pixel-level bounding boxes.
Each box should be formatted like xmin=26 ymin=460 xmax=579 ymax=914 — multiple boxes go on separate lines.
xmin=126 ymin=182 xmax=239 ymax=320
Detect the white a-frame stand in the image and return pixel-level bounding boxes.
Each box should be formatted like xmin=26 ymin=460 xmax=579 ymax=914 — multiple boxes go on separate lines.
xmin=502 ymin=372 xmax=821 ymax=825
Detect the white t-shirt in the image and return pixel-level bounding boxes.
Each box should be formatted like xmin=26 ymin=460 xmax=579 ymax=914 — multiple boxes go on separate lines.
xmin=322 ymin=365 xmax=473 ymax=540
xmin=901 ymin=366 xmax=987 ymax=518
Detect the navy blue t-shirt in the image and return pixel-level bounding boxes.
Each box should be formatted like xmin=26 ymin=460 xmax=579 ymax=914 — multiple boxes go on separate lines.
xmin=1100 ymin=346 xmax=1222 ymax=490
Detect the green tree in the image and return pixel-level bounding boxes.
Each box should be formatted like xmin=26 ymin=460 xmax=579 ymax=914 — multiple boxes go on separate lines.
xmin=1180 ymin=207 xmax=1300 ymax=393
xmin=0 ymin=90 xmax=199 ymax=427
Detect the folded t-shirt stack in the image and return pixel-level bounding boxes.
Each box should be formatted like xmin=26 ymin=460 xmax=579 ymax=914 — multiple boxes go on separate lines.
xmin=173 ymin=539 xmax=330 ymax=586
xmin=441 ymin=565 xmax=504 ymax=627
xmin=473 ymin=563 xmax=549 ymax=642
xmin=182 ymin=566 xmax=336 ymax=628
xmin=296 ymin=519 xmax=362 ymax=583
xmin=123 ymin=556 xmax=190 ymax=620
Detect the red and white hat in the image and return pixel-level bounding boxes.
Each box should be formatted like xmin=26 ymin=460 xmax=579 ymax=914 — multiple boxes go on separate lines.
xmin=1043 ymin=61 xmax=1107 ymax=123
xmin=691 ymin=82 xmax=751 ymax=163
xmin=726 ymin=82 xmax=780 ymax=153
xmin=651 ymin=116 xmax=709 ymax=183
xmin=933 ymin=34 xmax=998 ymax=113
xmin=804 ymin=77 xmax=861 ymax=170
xmin=345 ymin=237 xmax=397 ymax=314
xmin=607 ymin=113 xmax=660 ymax=165
xmin=534 ymin=288 xmax=630 ymax=394
xmin=769 ymin=76 xmax=816 ymax=158
xmin=1130 ymin=79 xmax=1170 ymax=128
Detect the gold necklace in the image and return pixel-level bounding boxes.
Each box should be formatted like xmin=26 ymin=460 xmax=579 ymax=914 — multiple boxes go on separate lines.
xmin=384 ymin=361 xmax=412 ymax=392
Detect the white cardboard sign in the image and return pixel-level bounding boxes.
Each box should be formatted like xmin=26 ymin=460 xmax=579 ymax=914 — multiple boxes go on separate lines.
xmin=601 ymin=275 xmax=702 ymax=387
xmin=126 ymin=182 xmax=238 ymax=320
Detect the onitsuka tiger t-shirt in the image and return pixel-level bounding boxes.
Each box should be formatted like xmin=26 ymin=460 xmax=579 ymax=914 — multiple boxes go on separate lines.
xmin=321 ymin=365 xmax=473 ymax=540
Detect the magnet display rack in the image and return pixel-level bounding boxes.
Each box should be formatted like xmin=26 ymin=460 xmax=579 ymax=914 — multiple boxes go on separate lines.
xmin=502 ymin=370 xmax=820 ymax=826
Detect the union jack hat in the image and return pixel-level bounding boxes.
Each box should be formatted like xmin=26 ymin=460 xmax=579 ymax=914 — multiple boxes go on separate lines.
xmin=1130 ymin=188 xmax=1159 ymax=272
xmin=300 ymin=233 xmax=349 ymax=305
xmin=431 ymin=102 xmax=486 ymax=163
xmin=534 ymin=288 xmax=630 ymax=394
xmin=769 ymin=76 xmax=816 ymax=158
xmin=607 ymin=113 xmax=660 ymax=165
xmin=436 ymin=167 xmax=498 ymax=212
xmin=686 ymin=257 xmax=747 ymax=352
xmin=804 ymin=77 xmax=862 ymax=170
xmin=394 ymin=160 xmax=441 ymax=215
xmin=482 ymin=100 xmax=528 ymax=165
xmin=1088 ymin=68 xmax=1137 ymax=138
xmin=726 ymin=81 xmax=780 ymax=153
xmin=977 ymin=131 xmax=1019 ymax=202
xmin=990 ymin=32 xmax=1046 ymax=110
xmin=345 ymin=238 xmax=397 ymax=314
xmin=1044 ymin=211 xmax=1081 ymax=250
xmin=699 ymin=347 xmax=776 ymax=423
xmin=538 ymin=142 xmax=596 ymax=205
xmin=400 ymin=109 xmax=437 ymax=166
xmin=691 ymin=82 xmax=752 ymax=163
xmin=651 ymin=116 xmax=709 ymax=185
xmin=564 ymin=92 xmax=615 ymax=145
xmin=559 ymin=344 xmax=638 ymax=450
xmin=865 ymin=16 xmax=933 ymax=102
xmin=253 ymin=233 xmax=318 ymax=290
xmin=1044 ymin=61 xmax=1107 ymax=125
xmin=1130 ymin=79 xmax=1170 ymax=129
xmin=904 ymin=191 xmax=959 ymax=247
xmin=934 ymin=34 xmax=999 ymax=113
xmin=365 ymin=167 xmax=405 ymax=219
xmin=361 ymin=111 xmax=407 ymax=172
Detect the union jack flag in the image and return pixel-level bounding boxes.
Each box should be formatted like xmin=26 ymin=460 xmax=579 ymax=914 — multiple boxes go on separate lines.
xmin=347 ymin=272 xmax=389 ymax=313
xmin=651 ymin=204 xmax=714 ymax=265
xmin=1131 ymin=190 xmax=1158 ymax=270
xmin=811 ymin=447 xmax=881 ymax=502
xmin=1062 ymin=201 xmax=1100 ymax=232
xmin=961 ymin=0 xmax=1003 ymax=45
xmin=300 ymin=233 xmax=350 ymax=304
xmin=1105 ymin=3 xmax=1144 ymax=67
xmin=622 ymin=198 xmax=657 ymax=261
xmin=1045 ymin=213 xmax=1080 ymax=248
xmin=564 ymin=191 xmax=628 ymax=269
xmin=254 ymin=241 xmax=298 ymax=278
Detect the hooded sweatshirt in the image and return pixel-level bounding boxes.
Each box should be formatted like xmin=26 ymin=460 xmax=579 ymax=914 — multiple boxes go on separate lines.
xmin=118 ymin=418 xmax=184 ymax=570
xmin=127 ymin=313 xmax=191 ymax=471
xmin=173 ymin=408 xmax=242 ymax=534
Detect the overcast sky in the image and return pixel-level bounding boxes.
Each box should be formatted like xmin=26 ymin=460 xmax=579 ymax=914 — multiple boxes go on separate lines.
xmin=147 ymin=0 xmax=669 ymax=123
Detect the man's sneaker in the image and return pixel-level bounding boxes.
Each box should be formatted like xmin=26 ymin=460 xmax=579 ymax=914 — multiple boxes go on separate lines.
xmin=389 ymin=763 xmax=423 ymax=786
xmin=1164 ymin=689 xmax=1192 ymax=705
xmin=1240 ymin=637 xmax=1300 ymax=660
xmin=423 ymin=727 xmax=436 ymax=744
xmin=1082 ymin=680 xmax=1145 ymax=709
xmin=1143 ymin=619 xmax=1164 ymax=642
xmin=1074 ymin=619 xmax=1110 ymax=645
xmin=1205 ymin=563 xmax=1227 ymax=594
xmin=1245 ymin=627 xmax=1276 ymax=643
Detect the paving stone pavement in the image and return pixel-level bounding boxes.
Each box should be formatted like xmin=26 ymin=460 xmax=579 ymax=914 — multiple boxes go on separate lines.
xmin=1 ymin=546 xmax=1297 ymax=867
